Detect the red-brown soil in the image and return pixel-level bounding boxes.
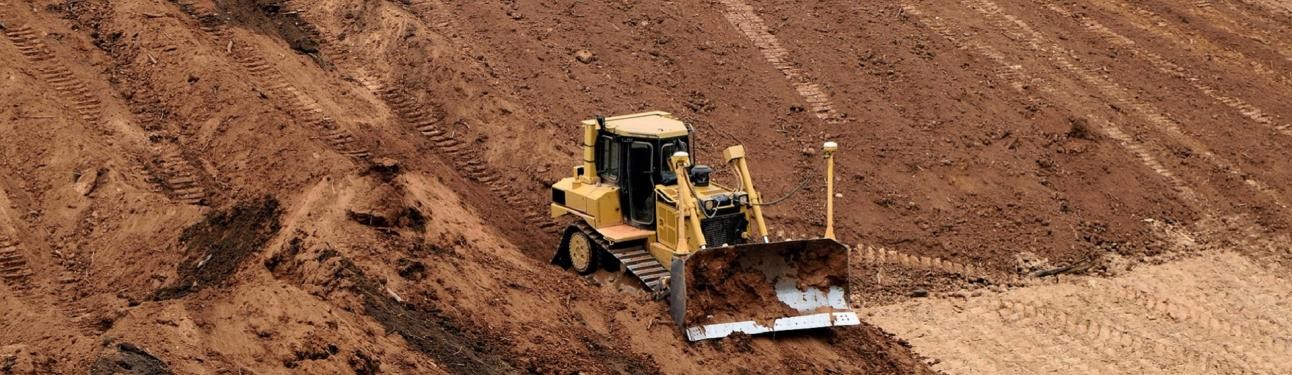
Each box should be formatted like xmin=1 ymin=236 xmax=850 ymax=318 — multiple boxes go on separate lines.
xmin=1 ymin=0 xmax=1290 ymax=373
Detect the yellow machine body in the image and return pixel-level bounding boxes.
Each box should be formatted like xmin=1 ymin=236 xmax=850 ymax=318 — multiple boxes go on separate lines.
xmin=549 ymin=111 xmax=855 ymax=341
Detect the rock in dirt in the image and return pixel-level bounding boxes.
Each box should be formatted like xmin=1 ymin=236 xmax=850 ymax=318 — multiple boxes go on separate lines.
xmin=73 ymin=168 xmax=105 ymax=196
xmin=574 ymin=49 xmax=596 ymax=64
xmin=910 ymin=288 xmax=929 ymax=298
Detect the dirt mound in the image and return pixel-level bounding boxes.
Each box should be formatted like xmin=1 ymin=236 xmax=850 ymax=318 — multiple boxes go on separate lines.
xmin=4 ymin=0 xmax=1291 ymax=372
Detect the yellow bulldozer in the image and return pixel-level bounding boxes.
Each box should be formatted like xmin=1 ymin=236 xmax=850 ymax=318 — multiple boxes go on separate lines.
xmin=549 ymin=111 xmax=856 ymax=341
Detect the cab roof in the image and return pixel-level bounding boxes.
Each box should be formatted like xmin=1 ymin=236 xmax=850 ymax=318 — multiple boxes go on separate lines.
xmin=583 ymin=111 xmax=690 ymax=139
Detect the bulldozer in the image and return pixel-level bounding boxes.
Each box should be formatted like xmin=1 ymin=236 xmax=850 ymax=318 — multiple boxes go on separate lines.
xmin=550 ymin=111 xmax=857 ymax=341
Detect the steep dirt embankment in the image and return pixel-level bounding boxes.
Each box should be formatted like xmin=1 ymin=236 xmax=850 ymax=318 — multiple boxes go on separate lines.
xmin=0 ymin=0 xmax=932 ymax=373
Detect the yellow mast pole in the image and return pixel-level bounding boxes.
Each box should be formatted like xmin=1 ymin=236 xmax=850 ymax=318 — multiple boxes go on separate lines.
xmin=823 ymin=141 xmax=838 ymax=240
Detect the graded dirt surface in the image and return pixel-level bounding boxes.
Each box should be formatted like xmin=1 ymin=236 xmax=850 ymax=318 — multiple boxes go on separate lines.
xmin=1 ymin=0 xmax=1290 ymax=373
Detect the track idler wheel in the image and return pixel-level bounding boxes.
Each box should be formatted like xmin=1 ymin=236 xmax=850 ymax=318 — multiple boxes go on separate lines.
xmin=564 ymin=229 xmax=601 ymax=275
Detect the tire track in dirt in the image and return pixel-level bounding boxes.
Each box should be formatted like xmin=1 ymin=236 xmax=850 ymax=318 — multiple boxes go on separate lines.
xmin=1238 ymin=0 xmax=1292 ymax=18
xmin=868 ymin=250 xmax=1292 ymax=374
xmin=1037 ymin=1 xmax=1292 ymax=138
xmin=1171 ymin=254 xmax=1292 ymax=333
xmin=170 ymin=0 xmax=373 ymax=162
xmin=1107 ymin=283 xmax=1292 ymax=357
xmin=0 ymin=234 xmax=34 ymax=297
xmin=1085 ymin=0 xmax=1292 ymax=91
xmin=993 ymin=299 xmax=1252 ymax=373
xmin=281 ymin=2 xmax=560 ymax=236
xmin=713 ymin=0 xmax=846 ymax=125
xmin=1175 ymin=0 xmax=1292 ymax=62
xmin=954 ymin=0 xmax=1292 ymax=216
xmin=897 ymin=4 xmax=1204 ymax=208
xmin=0 ymin=188 xmax=101 ymax=335
xmin=1066 ymin=276 xmax=1284 ymax=369
xmin=855 ymin=244 xmax=1013 ymax=283
xmin=2 ymin=24 xmax=209 ymax=206
xmin=1221 ymin=0 xmax=1292 ymax=35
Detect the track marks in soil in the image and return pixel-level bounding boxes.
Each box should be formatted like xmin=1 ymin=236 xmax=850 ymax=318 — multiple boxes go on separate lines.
xmin=1036 ymin=1 xmax=1292 ymax=139
xmin=1085 ymin=0 xmax=1292 ymax=90
xmin=3 ymin=24 xmax=210 ymax=206
xmin=1176 ymin=0 xmax=1292 ymax=63
xmin=954 ymin=0 xmax=1292 ymax=214
xmin=715 ymin=0 xmax=846 ymax=124
xmin=157 ymin=150 xmax=207 ymax=205
xmin=856 ymin=244 xmax=1005 ymax=282
xmin=898 ymin=4 xmax=1202 ymax=207
xmin=172 ymin=1 xmax=372 ymax=162
xmin=0 ymin=236 xmax=35 ymax=296
xmin=280 ymin=2 xmax=559 ymax=236
xmin=868 ymin=252 xmax=1292 ymax=374
xmin=3 ymin=25 xmax=103 ymax=125
xmin=376 ymin=86 xmax=560 ymax=234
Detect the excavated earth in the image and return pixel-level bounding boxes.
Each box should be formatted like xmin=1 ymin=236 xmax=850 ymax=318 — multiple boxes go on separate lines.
xmin=1 ymin=0 xmax=1290 ymax=373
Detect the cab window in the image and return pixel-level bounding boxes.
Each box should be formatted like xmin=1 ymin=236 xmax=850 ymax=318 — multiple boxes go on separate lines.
xmin=596 ymin=135 xmax=620 ymax=182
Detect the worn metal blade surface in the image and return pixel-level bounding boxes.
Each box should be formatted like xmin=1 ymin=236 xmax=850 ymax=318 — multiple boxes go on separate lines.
xmin=669 ymin=238 xmax=854 ymax=341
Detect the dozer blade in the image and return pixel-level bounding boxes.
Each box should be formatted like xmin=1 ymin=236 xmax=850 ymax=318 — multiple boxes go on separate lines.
xmin=668 ymin=238 xmax=857 ymax=341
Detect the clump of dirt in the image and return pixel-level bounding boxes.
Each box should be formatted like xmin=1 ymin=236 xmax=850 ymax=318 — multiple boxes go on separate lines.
xmin=347 ymin=161 xmax=429 ymax=231
xmin=89 ymin=343 xmax=172 ymax=375
xmin=283 ymin=334 xmax=340 ymax=369
xmin=154 ymin=197 xmax=282 ymax=300
xmin=681 ymin=239 xmax=849 ymax=326
xmin=220 ymin=0 xmax=320 ymax=54
xmin=1066 ymin=117 xmax=1097 ymax=140
xmin=346 ymin=208 xmax=426 ymax=230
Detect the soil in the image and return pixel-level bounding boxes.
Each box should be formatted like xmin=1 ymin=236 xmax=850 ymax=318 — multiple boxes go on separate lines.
xmin=89 ymin=343 xmax=173 ymax=375
xmin=681 ymin=239 xmax=848 ymax=326
xmin=154 ymin=197 xmax=281 ymax=300
xmin=1 ymin=0 xmax=1291 ymax=373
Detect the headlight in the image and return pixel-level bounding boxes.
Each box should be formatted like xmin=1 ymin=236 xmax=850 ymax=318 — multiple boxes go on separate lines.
xmin=703 ymin=199 xmax=718 ymax=210
xmin=737 ymin=194 xmax=750 ymax=206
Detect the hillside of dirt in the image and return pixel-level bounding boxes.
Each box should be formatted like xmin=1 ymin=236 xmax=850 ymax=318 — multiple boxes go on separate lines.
xmin=1 ymin=0 xmax=1290 ymax=373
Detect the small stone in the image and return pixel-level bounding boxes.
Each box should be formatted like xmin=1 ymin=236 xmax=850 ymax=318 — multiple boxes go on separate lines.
xmin=911 ymin=289 xmax=929 ymax=298
xmin=834 ymin=193 xmax=843 ymax=198
xmin=574 ymin=49 xmax=596 ymax=64
xmin=802 ymin=147 xmax=817 ymax=156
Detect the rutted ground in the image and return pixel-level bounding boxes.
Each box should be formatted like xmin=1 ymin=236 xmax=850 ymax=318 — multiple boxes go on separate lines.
xmin=1 ymin=0 xmax=1291 ymax=373
xmin=867 ymin=250 xmax=1292 ymax=374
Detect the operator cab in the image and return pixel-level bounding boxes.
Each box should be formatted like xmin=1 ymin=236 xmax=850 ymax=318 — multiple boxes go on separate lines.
xmin=589 ymin=112 xmax=693 ymax=228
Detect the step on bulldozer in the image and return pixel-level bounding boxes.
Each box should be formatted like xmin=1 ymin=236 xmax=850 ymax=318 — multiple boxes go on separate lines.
xmin=550 ymin=111 xmax=857 ymax=341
